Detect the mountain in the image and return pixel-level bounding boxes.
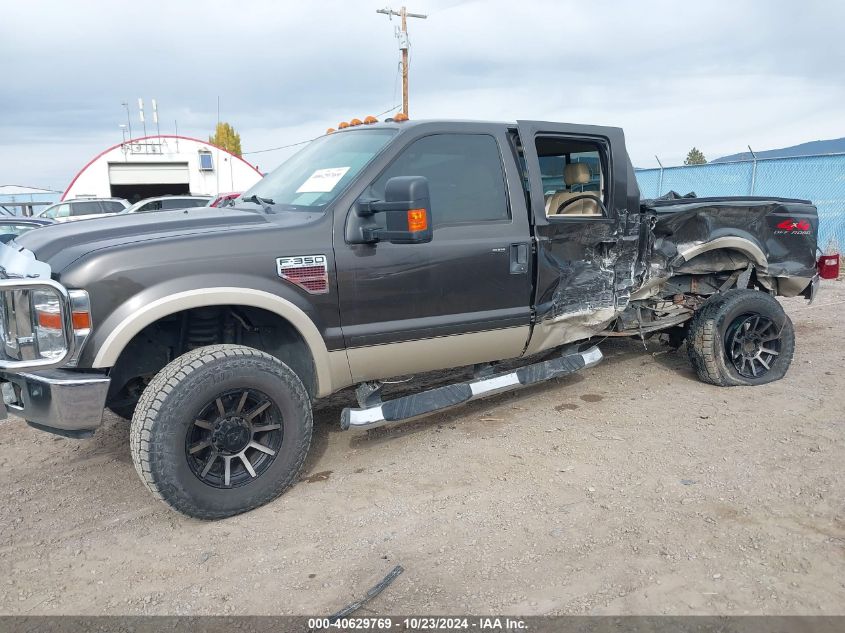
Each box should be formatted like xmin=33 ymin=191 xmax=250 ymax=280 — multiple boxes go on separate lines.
xmin=712 ymin=137 xmax=845 ymax=163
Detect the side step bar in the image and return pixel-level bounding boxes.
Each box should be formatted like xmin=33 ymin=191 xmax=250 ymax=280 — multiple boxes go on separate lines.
xmin=340 ymin=346 xmax=603 ymax=431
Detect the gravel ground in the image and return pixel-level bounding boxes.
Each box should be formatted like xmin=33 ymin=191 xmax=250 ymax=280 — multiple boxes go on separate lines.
xmin=0 ymin=281 xmax=843 ymax=616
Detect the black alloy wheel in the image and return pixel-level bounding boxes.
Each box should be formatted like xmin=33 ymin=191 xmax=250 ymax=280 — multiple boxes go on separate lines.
xmin=186 ymin=388 xmax=283 ymax=488
xmin=725 ymin=314 xmax=782 ymax=378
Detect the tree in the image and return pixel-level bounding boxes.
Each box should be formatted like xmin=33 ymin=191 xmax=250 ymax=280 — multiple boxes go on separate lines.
xmin=209 ymin=122 xmax=242 ymax=156
xmin=684 ymin=147 xmax=707 ymax=165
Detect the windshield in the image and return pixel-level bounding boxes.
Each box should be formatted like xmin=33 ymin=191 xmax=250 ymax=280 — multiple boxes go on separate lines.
xmin=240 ymin=129 xmax=396 ymax=211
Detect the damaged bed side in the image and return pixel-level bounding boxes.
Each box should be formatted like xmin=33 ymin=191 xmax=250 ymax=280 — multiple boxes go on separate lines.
xmin=605 ymin=196 xmax=819 ymax=339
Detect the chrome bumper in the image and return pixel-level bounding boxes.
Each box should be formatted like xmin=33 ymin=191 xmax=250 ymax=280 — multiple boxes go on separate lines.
xmin=0 ymin=369 xmax=110 ymax=438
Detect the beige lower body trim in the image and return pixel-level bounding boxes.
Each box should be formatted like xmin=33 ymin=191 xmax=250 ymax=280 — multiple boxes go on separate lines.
xmin=775 ymin=275 xmax=813 ymax=298
xmin=327 ymin=349 xmax=354 ymax=394
xmin=523 ymin=307 xmax=618 ymax=356
xmin=677 ymin=237 xmax=768 ymax=268
xmin=346 ymin=326 xmax=530 ymax=383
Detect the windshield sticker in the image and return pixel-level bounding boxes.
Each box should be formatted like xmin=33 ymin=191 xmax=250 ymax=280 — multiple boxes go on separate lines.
xmin=296 ymin=167 xmax=350 ymax=193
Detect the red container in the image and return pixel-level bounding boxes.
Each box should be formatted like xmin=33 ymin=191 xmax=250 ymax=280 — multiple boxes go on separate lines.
xmin=818 ymin=254 xmax=840 ymax=279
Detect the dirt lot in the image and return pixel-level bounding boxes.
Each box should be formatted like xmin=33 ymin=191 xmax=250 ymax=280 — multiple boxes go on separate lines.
xmin=0 ymin=282 xmax=843 ymax=616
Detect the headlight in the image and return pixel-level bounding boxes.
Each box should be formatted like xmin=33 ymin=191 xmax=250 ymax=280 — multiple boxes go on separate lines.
xmin=32 ymin=288 xmax=67 ymax=360
xmin=0 ymin=284 xmax=91 ymax=368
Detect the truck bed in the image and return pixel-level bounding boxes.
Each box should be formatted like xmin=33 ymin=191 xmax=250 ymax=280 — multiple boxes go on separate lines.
xmin=641 ymin=196 xmax=819 ymax=296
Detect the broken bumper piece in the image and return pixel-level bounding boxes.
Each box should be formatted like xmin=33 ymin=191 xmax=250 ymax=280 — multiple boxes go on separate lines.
xmin=341 ymin=346 xmax=603 ymax=431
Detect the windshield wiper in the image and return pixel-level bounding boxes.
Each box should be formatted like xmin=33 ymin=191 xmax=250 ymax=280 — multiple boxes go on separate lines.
xmin=240 ymin=194 xmax=275 ymax=213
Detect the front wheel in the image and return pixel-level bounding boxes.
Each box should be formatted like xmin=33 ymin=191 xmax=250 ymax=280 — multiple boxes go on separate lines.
xmin=130 ymin=344 xmax=312 ymax=519
xmin=687 ymin=289 xmax=795 ymax=387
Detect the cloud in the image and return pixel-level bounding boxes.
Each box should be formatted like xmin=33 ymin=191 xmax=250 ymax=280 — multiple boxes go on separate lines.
xmin=1 ymin=0 xmax=843 ymax=186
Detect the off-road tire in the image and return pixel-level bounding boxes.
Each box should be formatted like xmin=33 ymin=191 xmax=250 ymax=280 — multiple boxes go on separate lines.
xmin=130 ymin=344 xmax=312 ymax=519
xmin=687 ymin=289 xmax=795 ymax=387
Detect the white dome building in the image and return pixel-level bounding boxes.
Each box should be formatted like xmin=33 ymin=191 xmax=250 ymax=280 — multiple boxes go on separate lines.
xmin=62 ymin=135 xmax=263 ymax=203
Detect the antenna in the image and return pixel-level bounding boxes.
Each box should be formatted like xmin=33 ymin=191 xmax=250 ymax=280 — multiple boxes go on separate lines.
xmin=152 ymin=98 xmax=161 ymax=138
xmin=138 ymin=98 xmax=148 ymax=140
xmin=121 ymin=101 xmax=133 ymax=140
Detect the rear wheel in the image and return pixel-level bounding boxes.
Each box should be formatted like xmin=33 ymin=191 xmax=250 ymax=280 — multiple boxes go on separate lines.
xmin=130 ymin=344 xmax=312 ymax=519
xmin=687 ymin=289 xmax=795 ymax=386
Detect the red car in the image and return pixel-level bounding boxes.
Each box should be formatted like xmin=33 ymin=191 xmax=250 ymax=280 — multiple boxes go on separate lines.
xmin=207 ymin=192 xmax=241 ymax=208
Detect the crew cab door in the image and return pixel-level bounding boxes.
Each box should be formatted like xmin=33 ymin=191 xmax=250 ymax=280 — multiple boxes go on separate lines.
xmin=516 ymin=121 xmax=635 ymax=355
xmin=334 ymin=126 xmax=533 ymax=383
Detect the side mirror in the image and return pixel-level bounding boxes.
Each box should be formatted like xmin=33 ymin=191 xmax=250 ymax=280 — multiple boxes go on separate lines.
xmin=348 ymin=176 xmax=433 ymax=245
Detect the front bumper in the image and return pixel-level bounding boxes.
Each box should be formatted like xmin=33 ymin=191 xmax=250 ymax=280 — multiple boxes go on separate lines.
xmin=0 ymin=369 xmax=110 ymax=438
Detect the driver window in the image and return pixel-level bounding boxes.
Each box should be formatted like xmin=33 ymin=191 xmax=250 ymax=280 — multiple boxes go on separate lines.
xmin=361 ymin=133 xmax=510 ymax=228
xmin=535 ymin=137 xmax=607 ymax=217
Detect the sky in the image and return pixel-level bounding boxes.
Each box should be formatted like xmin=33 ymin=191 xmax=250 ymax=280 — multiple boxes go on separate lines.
xmin=2 ymin=0 xmax=844 ymax=190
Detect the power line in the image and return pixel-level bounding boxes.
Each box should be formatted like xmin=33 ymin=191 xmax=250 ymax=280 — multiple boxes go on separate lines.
xmin=243 ymin=138 xmax=315 ymax=155
xmin=241 ymin=103 xmax=403 ymax=155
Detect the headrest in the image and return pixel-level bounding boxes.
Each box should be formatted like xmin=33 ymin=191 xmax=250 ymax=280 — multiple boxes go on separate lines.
xmin=564 ymin=163 xmax=591 ymax=186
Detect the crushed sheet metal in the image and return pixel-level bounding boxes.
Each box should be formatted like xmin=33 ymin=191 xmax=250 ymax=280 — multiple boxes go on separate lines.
xmin=646 ymin=199 xmax=818 ymax=280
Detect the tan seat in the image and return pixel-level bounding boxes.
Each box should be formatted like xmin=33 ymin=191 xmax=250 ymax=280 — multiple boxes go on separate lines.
xmin=545 ymin=163 xmax=602 ymax=216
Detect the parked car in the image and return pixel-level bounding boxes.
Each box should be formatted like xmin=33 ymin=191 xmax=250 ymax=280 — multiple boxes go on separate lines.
xmin=37 ymin=198 xmax=128 ymax=222
xmin=208 ymin=192 xmax=242 ymax=208
xmin=0 ymin=217 xmax=54 ymax=243
xmin=122 ymin=195 xmax=213 ymax=214
xmin=0 ymin=118 xmax=821 ymax=519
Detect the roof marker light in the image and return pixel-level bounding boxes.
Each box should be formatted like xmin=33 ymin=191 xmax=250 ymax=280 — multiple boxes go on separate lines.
xmin=349 ymin=118 xmax=363 ymax=126
xmin=364 ymin=116 xmax=378 ymax=124
xmin=393 ymin=113 xmax=409 ymax=122
xmin=326 ymin=127 xmax=336 ymax=134
xmin=338 ymin=121 xmax=350 ymax=129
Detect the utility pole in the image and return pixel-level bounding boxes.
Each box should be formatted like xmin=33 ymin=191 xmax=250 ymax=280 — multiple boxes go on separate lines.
xmin=376 ymin=6 xmax=427 ymax=117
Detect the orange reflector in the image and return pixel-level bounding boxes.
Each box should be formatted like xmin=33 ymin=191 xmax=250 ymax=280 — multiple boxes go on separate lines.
xmin=326 ymin=127 xmax=336 ymax=134
xmin=72 ymin=311 xmax=91 ymax=330
xmin=394 ymin=112 xmax=409 ymax=122
xmin=36 ymin=310 xmax=91 ymax=330
xmin=407 ymin=208 xmax=427 ymax=232
xmin=338 ymin=121 xmax=349 ymax=129
xmin=364 ymin=115 xmax=378 ymax=124
xmin=37 ymin=311 xmax=62 ymax=330
xmin=349 ymin=118 xmax=363 ymax=126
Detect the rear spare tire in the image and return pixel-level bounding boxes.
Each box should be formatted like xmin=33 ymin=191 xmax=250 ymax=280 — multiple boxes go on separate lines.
xmin=130 ymin=344 xmax=312 ymax=519
xmin=687 ymin=289 xmax=795 ymax=387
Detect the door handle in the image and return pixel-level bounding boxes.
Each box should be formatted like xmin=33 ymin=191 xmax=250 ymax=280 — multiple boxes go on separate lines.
xmin=510 ymin=243 xmax=528 ymax=274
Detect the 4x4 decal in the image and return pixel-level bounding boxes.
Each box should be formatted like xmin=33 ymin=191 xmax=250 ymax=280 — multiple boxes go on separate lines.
xmin=775 ymin=219 xmax=811 ymax=234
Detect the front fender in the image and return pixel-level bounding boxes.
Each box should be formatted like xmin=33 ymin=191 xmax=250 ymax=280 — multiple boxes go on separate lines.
xmin=77 ymin=275 xmax=348 ymax=397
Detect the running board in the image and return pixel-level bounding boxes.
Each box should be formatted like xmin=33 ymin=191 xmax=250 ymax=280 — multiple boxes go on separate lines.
xmin=340 ymin=346 xmax=603 ymax=431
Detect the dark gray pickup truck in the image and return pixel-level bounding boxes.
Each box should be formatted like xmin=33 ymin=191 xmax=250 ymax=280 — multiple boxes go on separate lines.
xmin=0 ymin=119 xmax=820 ymax=518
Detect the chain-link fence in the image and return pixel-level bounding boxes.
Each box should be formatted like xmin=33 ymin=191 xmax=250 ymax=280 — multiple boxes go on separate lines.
xmin=635 ymin=153 xmax=845 ymax=254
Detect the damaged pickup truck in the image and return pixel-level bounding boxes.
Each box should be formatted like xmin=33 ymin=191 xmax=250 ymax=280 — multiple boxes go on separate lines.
xmin=0 ymin=119 xmax=820 ymax=518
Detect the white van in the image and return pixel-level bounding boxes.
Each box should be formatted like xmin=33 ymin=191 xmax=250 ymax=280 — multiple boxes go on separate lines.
xmin=37 ymin=198 xmax=129 ymax=222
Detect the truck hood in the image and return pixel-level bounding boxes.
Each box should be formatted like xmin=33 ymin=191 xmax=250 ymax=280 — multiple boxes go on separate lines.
xmin=15 ymin=207 xmax=276 ymax=271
